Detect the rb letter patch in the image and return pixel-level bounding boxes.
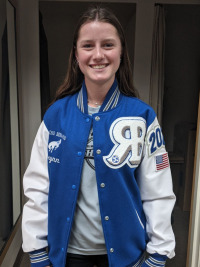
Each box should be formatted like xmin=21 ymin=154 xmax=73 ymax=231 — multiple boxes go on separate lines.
xmin=103 ymin=117 xmax=146 ymax=169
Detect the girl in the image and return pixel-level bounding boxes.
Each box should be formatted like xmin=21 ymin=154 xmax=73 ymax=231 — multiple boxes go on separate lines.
xmin=22 ymin=5 xmax=175 ymax=267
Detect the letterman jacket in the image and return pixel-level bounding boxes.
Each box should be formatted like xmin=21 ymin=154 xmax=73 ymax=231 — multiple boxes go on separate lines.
xmin=22 ymin=79 xmax=176 ymax=267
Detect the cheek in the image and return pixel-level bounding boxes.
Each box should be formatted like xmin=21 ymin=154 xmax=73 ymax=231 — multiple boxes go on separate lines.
xmin=76 ymin=51 xmax=89 ymax=64
xmin=111 ymin=52 xmax=121 ymax=69
xmin=109 ymin=50 xmax=121 ymax=62
xmin=77 ymin=54 xmax=90 ymax=74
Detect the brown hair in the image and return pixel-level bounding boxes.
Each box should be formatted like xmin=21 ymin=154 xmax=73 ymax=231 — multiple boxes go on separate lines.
xmin=52 ymin=5 xmax=138 ymax=103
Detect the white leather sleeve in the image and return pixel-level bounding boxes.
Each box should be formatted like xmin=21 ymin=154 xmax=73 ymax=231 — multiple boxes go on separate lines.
xmin=136 ymin=117 xmax=176 ymax=258
xmin=22 ymin=121 xmax=49 ymax=252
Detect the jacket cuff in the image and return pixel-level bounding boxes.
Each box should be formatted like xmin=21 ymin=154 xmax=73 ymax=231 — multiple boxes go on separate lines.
xmin=142 ymin=253 xmax=168 ymax=267
xmin=29 ymin=248 xmax=51 ymax=267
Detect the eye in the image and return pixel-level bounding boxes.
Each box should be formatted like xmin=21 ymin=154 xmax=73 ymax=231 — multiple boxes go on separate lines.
xmin=82 ymin=43 xmax=93 ymax=49
xmin=104 ymin=43 xmax=114 ymax=48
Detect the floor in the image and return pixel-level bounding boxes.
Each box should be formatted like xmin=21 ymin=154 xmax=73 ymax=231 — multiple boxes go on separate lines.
xmin=18 ymin=253 xmax=30 ymax=267
xmin=0 ymin=238 xmax=4 ymax=251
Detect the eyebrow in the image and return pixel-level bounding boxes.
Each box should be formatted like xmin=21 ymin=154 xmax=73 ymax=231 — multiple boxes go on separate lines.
xmin=79 ymin=38 xmax=117 ymax=44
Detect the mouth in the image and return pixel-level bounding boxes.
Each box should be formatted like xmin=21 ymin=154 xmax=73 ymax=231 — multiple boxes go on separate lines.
xmin=90 ymin=64 xmax=109 ymax=69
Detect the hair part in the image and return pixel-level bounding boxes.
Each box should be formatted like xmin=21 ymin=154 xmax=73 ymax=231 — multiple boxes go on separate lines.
xmin=52 ymin=5 xmax=139 ymax=104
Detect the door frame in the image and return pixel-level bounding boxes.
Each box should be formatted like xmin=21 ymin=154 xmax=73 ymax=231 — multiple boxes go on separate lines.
xmin=186 ymin=93 xmax=200 ymax=267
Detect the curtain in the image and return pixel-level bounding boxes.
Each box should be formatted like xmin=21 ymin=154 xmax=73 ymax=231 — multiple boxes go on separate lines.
xmin=149 ymin=4 xmax=165 ymax=125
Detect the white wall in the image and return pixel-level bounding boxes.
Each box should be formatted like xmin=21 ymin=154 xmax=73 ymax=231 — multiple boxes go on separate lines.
xmin=18 ymin=0 xmax=41 ymax=171
xmin=133 ymin=1 xmax=155 ymax=103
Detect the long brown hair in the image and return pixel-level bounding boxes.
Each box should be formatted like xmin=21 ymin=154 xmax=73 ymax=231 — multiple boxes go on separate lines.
xmin=52 ymin=5 xmax=138 ymax=103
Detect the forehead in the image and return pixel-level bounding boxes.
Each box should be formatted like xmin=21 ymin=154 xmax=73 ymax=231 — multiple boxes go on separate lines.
xmin=77 ymin=21 xmax=120 ymax=42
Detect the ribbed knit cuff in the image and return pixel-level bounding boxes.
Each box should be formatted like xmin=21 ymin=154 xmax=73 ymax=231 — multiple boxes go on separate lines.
xmin=29 ymin=248 xmax=51 ymax=267
xmin=141 ymin=253 xmax=168 ymax=267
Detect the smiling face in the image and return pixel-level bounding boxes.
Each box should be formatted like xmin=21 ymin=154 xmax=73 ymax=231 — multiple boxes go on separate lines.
xmin=76 ymin=21 xmax=122 ymax=89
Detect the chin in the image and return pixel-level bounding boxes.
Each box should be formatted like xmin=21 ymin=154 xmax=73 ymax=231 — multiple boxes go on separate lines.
xmin=91 ymin=75 xmax=115 ymax=84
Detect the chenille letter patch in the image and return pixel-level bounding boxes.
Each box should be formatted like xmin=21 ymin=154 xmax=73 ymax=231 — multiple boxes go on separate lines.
xmin=103 ymin=117 xmax=146 ymax=169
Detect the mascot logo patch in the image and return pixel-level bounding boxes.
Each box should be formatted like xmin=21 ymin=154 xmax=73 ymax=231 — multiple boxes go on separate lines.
xmin=48 ymin=139 xmax=62 ymax=153
xmin=48 ymin=130 xmax=66 ymax=164
xmin=103 ymin=117 xmax=146 ymax=169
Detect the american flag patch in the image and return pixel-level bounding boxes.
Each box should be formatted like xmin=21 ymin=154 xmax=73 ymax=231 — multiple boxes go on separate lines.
xmin=155 ymin=153 xmax=169 ymax=171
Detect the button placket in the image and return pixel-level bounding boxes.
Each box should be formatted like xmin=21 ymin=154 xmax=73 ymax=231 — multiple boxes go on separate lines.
xmin=95 ymin=116 xmax=100 ymax=121
xmin=100 ymin=183 xmax=105 ymax=188
xmin=93 ymin=115 xmax=102 ymax=157
xmin=72 ymin=185 xmax=76 ymax=190
xmin=96 ymin=149 xmax=101 ymax=154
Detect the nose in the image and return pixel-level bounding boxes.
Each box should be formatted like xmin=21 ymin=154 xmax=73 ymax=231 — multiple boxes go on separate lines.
xmin=93 ymin=46 xmax=104 ymax=61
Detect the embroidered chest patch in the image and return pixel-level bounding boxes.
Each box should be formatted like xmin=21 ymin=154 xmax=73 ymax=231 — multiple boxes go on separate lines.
xmin=48 ymin=130 xmax=66 ymax=164
xmin=103 ymin=117 xmax=146 ymax=169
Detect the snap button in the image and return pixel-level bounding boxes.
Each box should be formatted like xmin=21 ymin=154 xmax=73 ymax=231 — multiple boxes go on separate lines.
xmin=72 ymin=185 xmax=76 ymax=190
xmin=96 ymin=149 xmax=101 ymax=154
xmin=85 ymin=118 xmax=90 ymax=122
xmin=67 ymin=217 xmax=70 ymax=222
xmin=95 ymin=116 xmax=100 ymax=121
xmin=105 ymin=216 xmax=109 ymax=221
xmin=77 ymin=151 xmax=82 ymax=156
xmin=110 ymin=248 xmax=114 ymax=253
xmin=100 ymin=183 xmax=105 ymax=188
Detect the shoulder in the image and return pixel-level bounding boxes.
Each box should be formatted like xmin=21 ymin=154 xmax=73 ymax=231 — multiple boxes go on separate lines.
xmin=44 ymin=95 xmax=74 ymax=117
xmin=43 ymin=95 xmax=74 ymax=125
xmin=123 ymin=96 xmax=157 ymax=126
xmin=124 ymin=95 xmax=154 ymax=111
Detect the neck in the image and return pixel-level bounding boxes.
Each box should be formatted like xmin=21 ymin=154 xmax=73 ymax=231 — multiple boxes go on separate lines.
xmin=85 ymin=78 xmax=114 ymax=107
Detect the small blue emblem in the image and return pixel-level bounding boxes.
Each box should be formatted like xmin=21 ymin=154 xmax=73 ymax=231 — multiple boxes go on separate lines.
xmin=112 ymin=155 xmax=119 ymax=164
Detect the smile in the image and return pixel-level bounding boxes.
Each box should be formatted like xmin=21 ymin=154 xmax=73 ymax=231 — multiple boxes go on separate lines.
xmin=90 ymin=64 xmax=108 ymax=69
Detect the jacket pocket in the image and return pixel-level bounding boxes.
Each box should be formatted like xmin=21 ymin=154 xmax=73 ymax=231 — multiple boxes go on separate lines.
xmin=135 ymin=209 xmax=145 ymax=230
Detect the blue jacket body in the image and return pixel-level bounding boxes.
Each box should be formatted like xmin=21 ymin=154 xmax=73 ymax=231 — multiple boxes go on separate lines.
xmin=22 ymin=80 xmax=175 ymax=267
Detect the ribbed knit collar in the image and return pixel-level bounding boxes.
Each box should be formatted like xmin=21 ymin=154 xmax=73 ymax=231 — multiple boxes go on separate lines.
xmin=77 ymin=79 xmax=122 ymax=114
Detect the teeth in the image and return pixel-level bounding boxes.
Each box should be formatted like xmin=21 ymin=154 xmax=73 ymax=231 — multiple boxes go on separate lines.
xmin=92 ymin=65 xmax=106 ymax=69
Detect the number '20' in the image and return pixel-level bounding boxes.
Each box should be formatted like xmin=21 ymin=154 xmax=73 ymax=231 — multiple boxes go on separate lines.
xmin=148 ymin=126 xmax=165 ymax=155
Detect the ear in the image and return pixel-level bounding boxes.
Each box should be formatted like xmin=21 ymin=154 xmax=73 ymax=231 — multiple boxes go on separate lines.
xmin=75 ymin=53 xmax=79 ymax=65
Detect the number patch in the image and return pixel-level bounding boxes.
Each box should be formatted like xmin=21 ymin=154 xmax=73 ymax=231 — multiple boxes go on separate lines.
xmin=147 ymin=126 xmax=165 ymax=156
